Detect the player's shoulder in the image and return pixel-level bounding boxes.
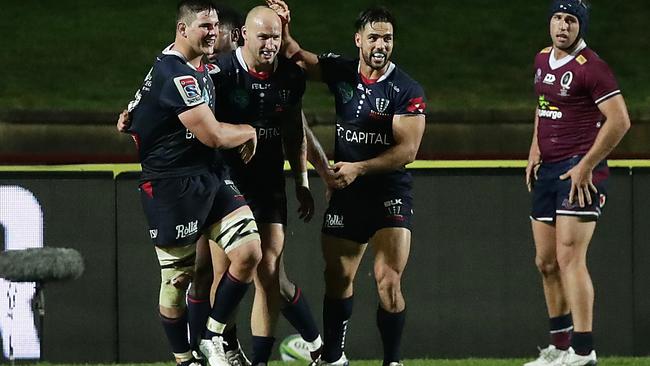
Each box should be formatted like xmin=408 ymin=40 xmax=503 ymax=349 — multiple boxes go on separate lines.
xmin=210 ymin=51 xmax=237 ymax=73
xmin=277 ymin=56 xmax=305 ymax=77
xmin=574 ymin=47 xmax=609 ymax=68
xmin=391 ymin=65 xmax=424 ymax=92
xmin=539 ymin=46 xmax=553 ymax=54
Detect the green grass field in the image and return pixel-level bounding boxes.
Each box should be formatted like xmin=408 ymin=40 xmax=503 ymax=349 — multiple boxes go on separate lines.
xmin=2 ymin=0 xmax=649 ymax=114
xmin=21 ymin=359 xmax=650 ymax=366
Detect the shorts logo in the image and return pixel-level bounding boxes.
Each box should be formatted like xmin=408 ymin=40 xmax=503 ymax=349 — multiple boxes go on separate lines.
xmin=324 ymin=214 xmax=344 ymax=228
xmin=384 ymin=199 xmax=404 ymax=219
xmin=149 ymin=229 xmax=158 ymax=239
xmin=173 ymin=76 xmax=203 ymax=106
xmin=175 ymin=220 xmax=198 ymax=239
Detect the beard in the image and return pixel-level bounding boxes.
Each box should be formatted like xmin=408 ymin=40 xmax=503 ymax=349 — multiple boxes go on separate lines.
xmin=363 ymin=50 xmax=389 ymax=70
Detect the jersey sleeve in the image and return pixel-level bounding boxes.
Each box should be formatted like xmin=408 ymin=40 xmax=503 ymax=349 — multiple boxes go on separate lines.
xmin=160 ymin=74 xmax=205 ymax=115
xmin=394 ymin=81 xmax=427 ymax=115
xmin=287 ymin=61 xmax=306 ymax=105
xmin=585 ymin=59 xmax=621 ymax=105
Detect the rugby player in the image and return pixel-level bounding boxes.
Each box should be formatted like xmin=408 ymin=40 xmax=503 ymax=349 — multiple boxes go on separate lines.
xmin=524 ymin=1 xmax=630 ymax=365
xmin=124 ymin=2 xmax=262 ymax=366
xmin=269 ymin=2 xmax=426 ymax=365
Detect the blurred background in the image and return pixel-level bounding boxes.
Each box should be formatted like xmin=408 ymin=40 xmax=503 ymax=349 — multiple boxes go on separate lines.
xmin=1 ymin=0 xmax=648 ymax=163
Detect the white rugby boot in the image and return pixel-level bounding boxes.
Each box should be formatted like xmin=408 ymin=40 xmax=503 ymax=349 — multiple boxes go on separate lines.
xmin=310 ymin=352 xmax=349 ymax=366
xmin=199 ymin=336 xmax=230 ymax=366
xmin=562 ymin=348 xmax=597 ymax=365
xmin=225 ymin=341 xmax=251 ymax=366
xmin=523 ymin=345 xmax=569 ymax=366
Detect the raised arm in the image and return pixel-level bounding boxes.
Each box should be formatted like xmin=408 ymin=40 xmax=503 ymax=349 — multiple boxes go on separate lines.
xmin=266 ymin=0 xmax=323 ymax=81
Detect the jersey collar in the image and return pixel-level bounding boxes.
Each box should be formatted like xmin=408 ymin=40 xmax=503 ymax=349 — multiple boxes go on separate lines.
xmin=235 ymin=47 xmax=278 ymax=79
xmin=162 ymin=43 xmax=205 ymax=72
xmin=549 ymin=39 xmax=587 ymax=70
xmin=357 ymin=61 xmax=396 ymax=84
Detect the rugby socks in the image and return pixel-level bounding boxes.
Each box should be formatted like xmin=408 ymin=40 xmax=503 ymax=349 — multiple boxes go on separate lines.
xmin=322 ymin=295 xmax=353 ymax=362
xmin=223 ymin=324 xmax=240 ymax=352
xmin=377 ymin=306 xmax=405 ymax=365
xmin=251 ymin=335 xmax=275 ymax=365
xmin=549 ymin=313 xmax=573 ymax=350
xmin=571 ymin=332 xmax=594 ymax=356
xmin=204 ymin=271 xmax=251 ymax=339
xmin=160 ymin=311 xmax=191 ymax=355
xmin=281 ymin=286 xmax=321 ymax=345
xmin=187 ymin=295 xmax=211 ymax=349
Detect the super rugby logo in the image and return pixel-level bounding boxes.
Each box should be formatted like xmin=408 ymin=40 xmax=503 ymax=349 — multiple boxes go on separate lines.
xmin=375 ymin=98 xmax=390 ymax=113
xmin=173 ymin=76 xmax=203 ymax=106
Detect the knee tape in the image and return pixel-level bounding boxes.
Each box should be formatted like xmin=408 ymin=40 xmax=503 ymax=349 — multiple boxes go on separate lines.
xmin=207 ymin=207 xmax=260 ymax=253
xmin=155 ymin=244 xmax=195 ymax=308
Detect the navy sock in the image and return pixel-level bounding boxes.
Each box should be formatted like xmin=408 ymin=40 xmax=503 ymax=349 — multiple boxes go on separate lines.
xmin=549 ymin=313 xmax=573 ymax=351
xmin=377 ymin=306 xmax=405 ymax=365
xmin=160 ymin=311 xmax=190 ymax=354
xmin=187 ymin=295 xmax=211 ymax=349
xmin=281 ymin=287 xmax=320 ymax=342
xmin=571 ymin=332 xmax=594 ymax=355
xmin=251 ymin=336 xmax=275 ymax=364
xmin=322 ymin=295 xmax=353 ymax=362
xmin=204 ymin=272 xmax=251 ymax=339
xmin=223 ymin=325 xmax=239 ymax=352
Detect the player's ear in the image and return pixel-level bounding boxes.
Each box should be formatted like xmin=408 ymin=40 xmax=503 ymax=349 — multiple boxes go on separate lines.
xmin=241 ymin=25 xmax=248 ymax=41
xmin=354 ymin=32 xmax=361 ymax=48
xmin=177 ymin=22 xmax=187 ymax=38
xmin=231 ymin=27 xmax=241 ymax=44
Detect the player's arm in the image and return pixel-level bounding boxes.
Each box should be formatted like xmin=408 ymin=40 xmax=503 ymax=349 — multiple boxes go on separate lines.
xmin=266 ymin=0 xmax=323 ymax=81
xmin=282 ymin=104 xmax=314 ymax=221
xmin=179 ymin=104 xmax=257 ymax=162
xmin=560 ymin=94 xmax=631 ymax=206
xmin=332 ymin=114 xmax=425 ymax=189
xmin=525 ymin=111 xmax=541 ymax=192
xmin=303 ymin=112 xmax=335 ymax=186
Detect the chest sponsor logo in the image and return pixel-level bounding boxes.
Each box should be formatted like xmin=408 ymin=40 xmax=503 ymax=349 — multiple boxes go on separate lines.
xmin=258 ymin=126 xmax=281 ymax=140
xmin=543 ymin=73 xmax=556 ymax=85
xmin=176 ymin=220 xmax=198 ymax=239
xmin=375 ymin=98 xmax=390 ymax=113
xmin=559 ymin=71 xmax=573 ymax=97
xmin=534 ymin=68 xmax=542 ymax=84
xmin=337 ymin=82 xmax=354 ymax=104
xmin=324 ymin=214 xmax=344 ymax=228
xmin=173 ymin=76 xmax=203 ymax=106
xmin=537 ymin=95 xmax=562 ymax=120
xmin=336 ymin=124 xmax=391 ymax=146
xmin=185 ymin=129 xmax=196 ymax=140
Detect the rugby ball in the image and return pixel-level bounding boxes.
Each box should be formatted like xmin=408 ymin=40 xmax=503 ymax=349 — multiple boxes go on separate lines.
xmin=279 ymin=334 xmax=312 ymax=361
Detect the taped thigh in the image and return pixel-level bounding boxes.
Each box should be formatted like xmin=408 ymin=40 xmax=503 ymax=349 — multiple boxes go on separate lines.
xmin=155 ymin=244 xmax=196 ymax=308
xmin=207 ymin=206 xmax=260 ymax=254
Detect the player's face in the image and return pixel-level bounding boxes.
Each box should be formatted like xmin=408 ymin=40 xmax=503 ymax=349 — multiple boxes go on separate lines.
xmin=549 ymin=12 xmax=580 ymax=50
xmin=186 ymin=10 xmax=219 ymax=57
xmin=355 ymin=21 xmax=394 ymax=71
xmin=244 ymin=17 xmax=282 ymax=66
xmin=207 ymin=25 xmax=237 ymax=63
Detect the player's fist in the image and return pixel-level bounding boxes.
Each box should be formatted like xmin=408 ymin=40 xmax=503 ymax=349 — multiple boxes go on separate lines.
xmin=266 ymin=0 xmax=290 ymax=24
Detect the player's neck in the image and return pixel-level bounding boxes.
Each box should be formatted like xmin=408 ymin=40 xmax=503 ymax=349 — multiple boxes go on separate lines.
xmin=172 ymin=41 xmax=204 ymax=68
xmin=553 ymin=38 xmax=583 ymax=60
xmin=359 ymin=61 xmax=389 ymax=81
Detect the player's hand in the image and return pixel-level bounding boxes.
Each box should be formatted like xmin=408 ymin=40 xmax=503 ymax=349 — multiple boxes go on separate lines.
xmin=525 ymin=158 xmax=541 ymax=192
xmin=295 ymin=185 xmax=314 ymax=222
xmin=266 ymin=0 xmax=291 ymax=24
xmin=559 ymin=162 xmax=597 ymax=208
xmin=239 ymin=134 xmax=257 ymax=164
xmin=117 ymin=109 xmax=130 ymax=133
xmin=331 ymin=161 xmax=361 ymax=189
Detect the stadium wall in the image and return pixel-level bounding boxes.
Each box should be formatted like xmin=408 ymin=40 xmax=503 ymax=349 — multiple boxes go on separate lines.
xmin=1 ymin=164 xmax=648 ymax=362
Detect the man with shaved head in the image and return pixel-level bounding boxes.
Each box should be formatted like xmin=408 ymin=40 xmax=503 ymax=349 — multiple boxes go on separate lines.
xmin=195 ymin=4 xmax=328 ymax=366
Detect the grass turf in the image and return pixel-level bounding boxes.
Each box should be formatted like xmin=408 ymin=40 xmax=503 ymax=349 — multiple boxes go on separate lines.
xmin=2 ymin=0 xmax=649 ymax=114
xmin=18 ymin=359 xmax=650 ymax=366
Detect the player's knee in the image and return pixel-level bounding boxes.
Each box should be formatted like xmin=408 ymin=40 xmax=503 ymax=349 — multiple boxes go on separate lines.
xmin=159 ymin=267 xmax=192 ymax=308
xmin=188 ymin=265 xmax=212 ymax=298
xmin=535 ymin=256 xmax=560 ymax=277
xmin=236 ymin=243 xmax=263 ymax=271
xmin=374 ymin=266 xmax=402 ymax=295
xmin=324 ymin=268 xmax=354 ymax=294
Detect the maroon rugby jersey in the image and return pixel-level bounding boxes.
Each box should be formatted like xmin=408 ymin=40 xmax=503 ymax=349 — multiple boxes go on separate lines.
xmin=534 ymin=41 xmax=621 ymax=163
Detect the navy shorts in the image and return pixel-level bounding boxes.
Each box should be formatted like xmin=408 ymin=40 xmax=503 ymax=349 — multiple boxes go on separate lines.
xmin=322 ymin=189 xmax=413 ymax=243
xmin=139 ymin=171 xmax=247 ymax=247
xmin=531 ymin=156 xmax=608 ymax=222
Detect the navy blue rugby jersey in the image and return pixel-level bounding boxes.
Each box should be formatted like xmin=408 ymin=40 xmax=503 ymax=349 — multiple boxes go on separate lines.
xmin=209 ymin=48 xmax=306 ymax=188
xmin=127 ymin=45 xmax=216 ymax=181
xmin=319 ymin=54 xmax=426 ymax=194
